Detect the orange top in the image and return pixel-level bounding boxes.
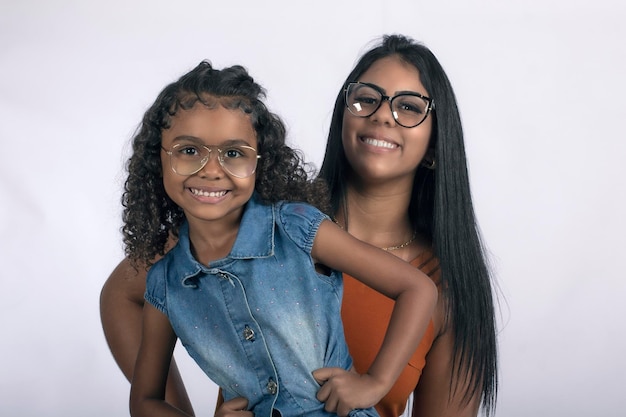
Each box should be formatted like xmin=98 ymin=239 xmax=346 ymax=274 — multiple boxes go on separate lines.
xmin=341 ymin=250 xmax=441 ymax=417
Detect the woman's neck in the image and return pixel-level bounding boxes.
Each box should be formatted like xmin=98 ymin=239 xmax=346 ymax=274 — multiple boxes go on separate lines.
xmin=337 ymin=178 xmax=426 ymax=261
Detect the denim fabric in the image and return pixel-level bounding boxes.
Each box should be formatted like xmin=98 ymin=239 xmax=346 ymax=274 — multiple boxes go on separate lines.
xmin=146 ymin=193 xmax=379 ymax=417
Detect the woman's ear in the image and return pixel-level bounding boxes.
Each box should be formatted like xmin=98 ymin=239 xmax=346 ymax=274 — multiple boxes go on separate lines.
xmin=420 ymin=148 xmax=436 ymax=170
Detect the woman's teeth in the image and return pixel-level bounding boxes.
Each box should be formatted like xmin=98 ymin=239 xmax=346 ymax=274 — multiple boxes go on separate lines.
xmin=363 ymin=138 xmax=396 ymax=149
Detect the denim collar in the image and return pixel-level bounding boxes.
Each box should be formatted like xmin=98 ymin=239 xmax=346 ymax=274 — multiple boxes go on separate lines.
xmin=230 ymin=192 xmax=275 ymax=259
xmin=172 ymin=192 xmax=275 ymax=284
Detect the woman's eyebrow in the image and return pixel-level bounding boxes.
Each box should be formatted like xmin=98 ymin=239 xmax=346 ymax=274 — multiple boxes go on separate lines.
xmin=363 ymin=81 xmax=425 ymax=97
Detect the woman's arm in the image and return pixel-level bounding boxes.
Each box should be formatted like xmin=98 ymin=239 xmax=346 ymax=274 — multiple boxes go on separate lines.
xmin=100 ymin=258 xmax=194 ymax=415
xmin=411 ymin=303 xmax=480 ymax=417
xmin=130 ymin=303 xmax=191 ymax=417
xmin=312 ymin=220 xmax=438 ymax=415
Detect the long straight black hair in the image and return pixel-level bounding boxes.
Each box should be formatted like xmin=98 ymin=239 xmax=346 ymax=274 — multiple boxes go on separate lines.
xmin=319 ymin=34 xmax=498 ymax=415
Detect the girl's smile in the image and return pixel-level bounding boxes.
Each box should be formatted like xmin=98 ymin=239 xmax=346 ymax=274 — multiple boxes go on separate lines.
xmin=189 ymin=187 xmax=228 ymax=198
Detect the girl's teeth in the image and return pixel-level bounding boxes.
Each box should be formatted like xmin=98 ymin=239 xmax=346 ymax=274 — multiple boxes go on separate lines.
xmin=191 ymin=189 xmax=227 ymax=197
xmin=364 ymin=138 xmax=396 ymax=149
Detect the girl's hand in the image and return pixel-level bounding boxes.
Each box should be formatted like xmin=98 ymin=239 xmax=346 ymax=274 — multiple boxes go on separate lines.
xmin=214 ymin=396 xmax=252 ymax=417
xmin=312 ymin=367 xmax=386 ymax=417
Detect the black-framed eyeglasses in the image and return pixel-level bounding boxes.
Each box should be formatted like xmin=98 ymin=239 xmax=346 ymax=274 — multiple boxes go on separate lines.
xmin=344 ymin=81 xmax=435 ymax=128
xmin=161 ymin=142 xmax=260 ymax=178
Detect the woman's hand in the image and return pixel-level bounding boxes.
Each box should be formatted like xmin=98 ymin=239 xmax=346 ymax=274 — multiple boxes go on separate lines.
xmin=214 ymin=396 xmax=253 ymax=417
xmin=313 ymin=367 xmax=386 ymax=417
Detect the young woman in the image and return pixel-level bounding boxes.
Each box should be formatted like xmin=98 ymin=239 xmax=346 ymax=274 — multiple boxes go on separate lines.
xmin=101 ymin=34 xmax=498 ymax=417
xmin=316 ymin=34 xmax=498 ymax=417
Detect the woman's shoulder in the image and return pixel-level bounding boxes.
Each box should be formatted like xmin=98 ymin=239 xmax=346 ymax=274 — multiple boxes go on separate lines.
xmin=411 ymin=246 xmax=441 ymax=285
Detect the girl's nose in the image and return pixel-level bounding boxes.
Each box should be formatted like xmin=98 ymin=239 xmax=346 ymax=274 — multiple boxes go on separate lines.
xmin=198 ymin=152 xmax=224 ymax=178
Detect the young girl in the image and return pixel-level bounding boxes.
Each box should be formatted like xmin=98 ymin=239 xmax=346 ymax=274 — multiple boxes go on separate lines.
xmin=125 ymin=61 xmax=437 ymax=417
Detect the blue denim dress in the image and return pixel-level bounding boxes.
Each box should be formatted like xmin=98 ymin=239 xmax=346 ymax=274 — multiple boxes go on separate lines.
xmin=145 ymin=193 xmax=379 ymax=417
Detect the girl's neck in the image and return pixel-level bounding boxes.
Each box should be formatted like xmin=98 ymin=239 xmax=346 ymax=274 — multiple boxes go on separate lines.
xmin=187 ymin=215 xmax=241 ymax=266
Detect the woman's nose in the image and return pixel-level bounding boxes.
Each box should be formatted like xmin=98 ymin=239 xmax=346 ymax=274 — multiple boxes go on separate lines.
xmin=369 ymin=98 xmax=397 ymax=126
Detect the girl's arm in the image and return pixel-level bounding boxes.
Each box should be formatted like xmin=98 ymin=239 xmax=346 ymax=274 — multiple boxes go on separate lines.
xmin=311 ymin=220 xmax=438 ymax=416
xmin=411 ymin=312 xmax=480 ymax=417
xmin=130 ymin=303 xmax=191 ymax=417
xmin=100 ymin=258 xmax=195 ymax=415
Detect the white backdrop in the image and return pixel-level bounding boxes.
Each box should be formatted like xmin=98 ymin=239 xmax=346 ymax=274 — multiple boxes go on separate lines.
xmin=1 ymin=1 xmax=625 ymax=416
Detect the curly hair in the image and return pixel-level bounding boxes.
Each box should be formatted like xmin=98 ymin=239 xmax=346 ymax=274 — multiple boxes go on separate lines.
xmin=122 ymin=61 xmax=329 ymax=266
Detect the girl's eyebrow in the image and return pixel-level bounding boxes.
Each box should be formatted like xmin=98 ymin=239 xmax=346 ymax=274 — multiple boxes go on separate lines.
xmin=172 ymin=136 xmax=254 ymax=147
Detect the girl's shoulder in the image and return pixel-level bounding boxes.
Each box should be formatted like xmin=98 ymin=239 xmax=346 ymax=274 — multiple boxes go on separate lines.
xmin=276 ymin=199 xmax=325 ymax=216
xmin=276 ymin=200 xmax=329 ymax=252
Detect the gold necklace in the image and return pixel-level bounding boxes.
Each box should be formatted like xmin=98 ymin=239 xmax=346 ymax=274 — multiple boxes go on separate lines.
xmin=380 ymin=231 xmax=417 ymax=251
xmin=332 ymin=218 xmax=416 ymax=251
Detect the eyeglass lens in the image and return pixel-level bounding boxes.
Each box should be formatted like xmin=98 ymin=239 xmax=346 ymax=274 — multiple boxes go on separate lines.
xmin=167 ymin=143 xmax=258 ymax=178
xmin=345 ymin=83 xmax=431 ymax=128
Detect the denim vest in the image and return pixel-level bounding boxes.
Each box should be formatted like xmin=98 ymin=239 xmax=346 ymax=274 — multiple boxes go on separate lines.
xmin=146 ymin=194 xmax=379 ymax=417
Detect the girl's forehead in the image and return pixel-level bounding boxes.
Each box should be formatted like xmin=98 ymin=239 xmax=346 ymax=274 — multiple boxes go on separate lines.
xmin=164 ymin=104 xmax=257 ymax=148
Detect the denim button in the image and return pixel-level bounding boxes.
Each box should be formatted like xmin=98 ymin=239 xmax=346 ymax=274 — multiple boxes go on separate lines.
xmin=266 ymin=378 xmax=278 ymax=395
xmin=243 ymin=325 xmax=255 ymax=341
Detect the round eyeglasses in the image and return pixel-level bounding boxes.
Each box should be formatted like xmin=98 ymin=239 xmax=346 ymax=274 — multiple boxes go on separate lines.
xmin=344 ymin=82 xmax=434 ymax=128
xmin=161 ymin=142 xmax=260 ymax=178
